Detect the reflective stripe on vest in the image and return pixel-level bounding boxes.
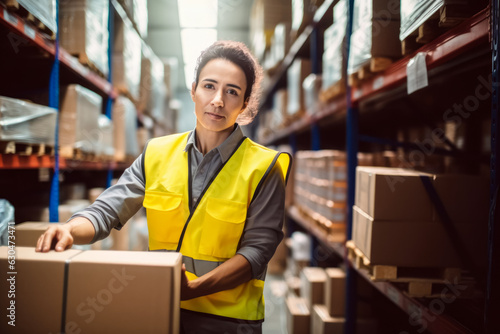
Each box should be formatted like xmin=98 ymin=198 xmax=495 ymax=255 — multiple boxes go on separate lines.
xmin=143 ymin=132 xmax=291 ymax=321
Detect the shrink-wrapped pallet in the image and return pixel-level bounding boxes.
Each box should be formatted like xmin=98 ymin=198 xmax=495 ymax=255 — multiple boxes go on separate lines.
xmin=118 ymin=0 xmax=148 ymax=38
xmin=15 ymin=0 xmax=57 ymax=34
xmin=347 ymin=0 xmax=401 ymax=76
xmin=97 ymin=115 xmax=114 ymax=158
xmin=0 ymin=96 xmax=56 ymax=145
xmin=60 ymin=0 xmax=109 ymax=76
xmin=113 ymin=13 xmax=142 ymax=100
xmin=287 ymin=58 xmax=311 ymax=116
xmin=112 ymin=96 xmax=139 ymax=161
xmin=59 ymin=85 xmax=102 ymax=157
xmin=322 ymin=0 xmax=347 ymax=90
xmin=139 ymin=45 xmax=166 ymax=120
xmin=250 ymin=0 xmax=292 ymax=60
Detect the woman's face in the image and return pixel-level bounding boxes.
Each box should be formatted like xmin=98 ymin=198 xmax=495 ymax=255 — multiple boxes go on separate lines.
xmin=191 ymin=58 xmax=247 ymax=134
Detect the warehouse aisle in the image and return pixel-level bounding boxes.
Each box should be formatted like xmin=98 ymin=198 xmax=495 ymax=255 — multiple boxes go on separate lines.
xmin=262 ymin=274 xmax=288 ymax=334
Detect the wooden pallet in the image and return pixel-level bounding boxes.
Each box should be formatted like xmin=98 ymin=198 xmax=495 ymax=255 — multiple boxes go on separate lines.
xmin=348 ymin=57 xmax=393 ymax=87
xmin=72 ymin=53 xmax=107 ymax=79
xmin=2 ymin=0 xmax=56 ymax=40
xmin=0 ymin=140 xmax=54 ymax=156
xmin=319 ymin=80 xmax=346 ymax=103
xmin=346 ymin=240 xmax=476 ymax=298
xmin=401 ymin=3 xmax=475 ymax=56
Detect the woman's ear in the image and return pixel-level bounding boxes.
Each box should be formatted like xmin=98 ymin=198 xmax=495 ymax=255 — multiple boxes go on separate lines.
xmin=190 ymin=82 xmax=196 ymax=101
xmin=240 ymin=98 xmax=249 ymax=113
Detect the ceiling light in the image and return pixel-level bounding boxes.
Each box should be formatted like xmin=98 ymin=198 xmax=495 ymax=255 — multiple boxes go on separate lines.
xmin=181 ymin=29 xmax=217 ymax=89
xmin=178 ymin=0 xmax=218 ymax=28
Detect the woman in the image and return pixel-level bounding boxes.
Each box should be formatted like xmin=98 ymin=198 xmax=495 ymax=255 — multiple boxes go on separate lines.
xmin=37 ymin=41 xmax=291 ymax=333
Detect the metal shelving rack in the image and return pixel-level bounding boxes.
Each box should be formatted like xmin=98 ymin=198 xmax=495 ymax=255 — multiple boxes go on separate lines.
xmin=0 ymin=1 xmax=145 ymax=220
xmin=260 ymin=0 xmax=497 ymax=333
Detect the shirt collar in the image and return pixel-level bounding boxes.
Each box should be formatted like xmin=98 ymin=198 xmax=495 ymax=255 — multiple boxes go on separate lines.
xmin=184 ymin=124 xmax=245 ymax=163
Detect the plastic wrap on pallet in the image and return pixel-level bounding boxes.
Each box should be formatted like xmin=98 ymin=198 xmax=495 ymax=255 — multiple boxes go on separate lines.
xmin=59 ymin=85 xmax=102 ymax=156
xmin=112 ymin=96 xmax=139 ymax=161
xmin=60 ymin=0 xmax=109 ymax=77
xmin=302 ymin=73 xmax=322 ymax=113
xmin=16 ymin=0 xmax=57 ymax=34
xmin=250 ymin=0 xmax=292 ymax=60
xmin=113 ymin=15 xmax=142 ymax=100
xmin=133 ymin=0 xmax=148 ymax=38
xmin=400 ymin=0 xmax=444 ymax=41
xmin=287 ymin=59 xmax=311 ymax=116
xmin=347 ymin=0 xmax=401 ymax=75
xmin=0 ymin=96 xmax=57 ymax=145
xmin=139 ymin=45 xmax=166 ymax=120
xmin=118 ymin=0 xmax=148 ymax=37
xmin=322 ymin=7 xmax=346 ymax=91
xmin=270 ymin=23 xmax=291 ymax=67
xmin=97 ymin=115 xmax=114 ymax=157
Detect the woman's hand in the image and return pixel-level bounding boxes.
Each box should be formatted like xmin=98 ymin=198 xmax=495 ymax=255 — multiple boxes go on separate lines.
xmin=35 ymin=217 xmax=95 ymax=252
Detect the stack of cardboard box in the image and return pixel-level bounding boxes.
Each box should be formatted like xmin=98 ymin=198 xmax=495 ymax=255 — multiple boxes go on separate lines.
xmin=0 ymin=247 xmax=181 ymax=333
xmin=352 ymin=166 xmax=488 ymax=269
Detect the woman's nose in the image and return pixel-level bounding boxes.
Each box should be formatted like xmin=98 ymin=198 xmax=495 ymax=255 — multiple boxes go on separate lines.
xmin=211 ymin=90 xmax=224 ymax=108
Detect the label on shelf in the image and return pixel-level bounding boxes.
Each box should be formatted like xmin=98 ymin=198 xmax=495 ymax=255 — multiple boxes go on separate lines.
xmin=407 ymin=52 xmax=429 ymax=95
xmin=24 ymin=24 xmax=36 ymax=40
xmin=373 ymin=77 xmax=384 ymax=90
xmin=387 ymin=285 xmax=401 ymax=305
xmin=4 ymin=9 xmax=18 ymax=26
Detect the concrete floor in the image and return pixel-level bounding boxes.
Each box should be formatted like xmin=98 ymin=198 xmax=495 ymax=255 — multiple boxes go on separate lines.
xmin=262 ymin=274 xmax=288 ymax=334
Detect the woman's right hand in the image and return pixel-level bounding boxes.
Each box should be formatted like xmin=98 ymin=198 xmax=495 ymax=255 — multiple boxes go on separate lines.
xmin=35 ymin=217 xmax=95 ymax=252
xmin=36 ymin=224 xmax=74 ymax=252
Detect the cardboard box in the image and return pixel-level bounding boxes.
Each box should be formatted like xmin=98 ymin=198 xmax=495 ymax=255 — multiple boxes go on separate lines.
xmin=355 ymin=167 xmax=490 ymax=224
xmin=286 ymin=296 xmax=311 ymax=334
xmin=355 ymin=167 xmax=434 ymax=221
xmin=14 ymin=222 xmax=64 ymax=247
xmin=352 ymin=205 xmax=487 ymax=268
xmin=0 ymin=247 xmax=83 ymax=334
xmin=311 ymin=305 xmax=344 ymax=334
xmin=325 ymin=268 xmax=345 ymax=316
xmin=300 ymin=267 xmax=327 ymax=309
xmin=311 ymin=305 xmax=377 ymax=334
xmin=0 ymin=247 xmax=182 ymax=334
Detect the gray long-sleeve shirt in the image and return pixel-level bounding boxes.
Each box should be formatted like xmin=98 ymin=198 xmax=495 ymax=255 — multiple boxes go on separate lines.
xmin=71 ymin=125 xmax=286 ymax=279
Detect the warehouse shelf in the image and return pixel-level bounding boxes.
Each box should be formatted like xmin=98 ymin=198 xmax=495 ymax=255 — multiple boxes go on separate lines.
xmin=259 ymin=0 xmax=336 ymax=109
xmin=288 ymin=204 xmax=476 ymax=333
xmin=0 ymin=6 xmax=117 ymax=98
xmin=287 ymin=205 xmax=345 ymax=258
xmin=262 ymin=96 xmax=346 ymax=146
xmin=351 ymin=7 xmax=490 ymax=104
xmin=261 ymin=6 xmax=490 ymax=147
xmin=0 ymin=154 xmax=130 ymax=171
xmin=349 ymin=260 xmax=476 ymax=334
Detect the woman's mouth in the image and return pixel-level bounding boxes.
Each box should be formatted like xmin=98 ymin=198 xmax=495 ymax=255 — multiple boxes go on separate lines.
xmin=206 ymin=112 xmax=225 ymax=120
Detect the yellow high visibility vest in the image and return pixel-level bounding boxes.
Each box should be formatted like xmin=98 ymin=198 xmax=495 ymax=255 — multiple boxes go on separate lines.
xmin=143 ymin=131 xmax=291 ymax=321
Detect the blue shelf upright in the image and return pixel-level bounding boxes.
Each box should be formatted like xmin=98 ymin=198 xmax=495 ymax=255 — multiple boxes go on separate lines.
xmin=344 ymin=0 xmax=358 ymax=333
xmin=485 ymin=0 xmax=500 ymax=332
xmin=48 ymin=0 xmax=60 ymax=223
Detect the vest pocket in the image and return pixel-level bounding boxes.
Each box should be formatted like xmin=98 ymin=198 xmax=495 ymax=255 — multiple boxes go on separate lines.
xmin=143 ymin=191 xmax=185 ymax=244
xmin=199 ymin=198 xmax=247 ymax=259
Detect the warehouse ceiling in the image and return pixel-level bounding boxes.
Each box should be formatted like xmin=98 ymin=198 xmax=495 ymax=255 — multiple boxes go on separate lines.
xmin=146 ymin=0 xmax=253 ymax=97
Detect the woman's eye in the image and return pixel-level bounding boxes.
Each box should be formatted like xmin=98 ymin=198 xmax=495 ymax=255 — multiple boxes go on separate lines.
xmin=227 ymin=89 xmax=238 ymax=96
xmin=204 ymin=84 xmax=214 ymax=89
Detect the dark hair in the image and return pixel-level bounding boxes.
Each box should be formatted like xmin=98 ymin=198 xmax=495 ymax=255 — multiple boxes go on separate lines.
xmin=193 ymin=41 xmax=263 ymax=125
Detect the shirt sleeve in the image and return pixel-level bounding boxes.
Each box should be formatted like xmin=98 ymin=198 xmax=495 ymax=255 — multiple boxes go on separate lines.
xmin=69 ymin=154 xmax=146 ymax=244
xmin=236 ymin=160 xmax=287 ymax=279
